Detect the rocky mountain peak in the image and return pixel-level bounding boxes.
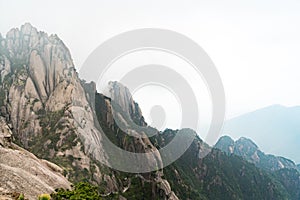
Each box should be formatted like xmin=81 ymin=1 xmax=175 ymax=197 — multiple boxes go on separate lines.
xmin=0 ymin=24 xmax=179 ymax=199
xmin=215 ymin=136 xmax=297 ymax=171
xmin=105 ymin=81 xmax=133 ymax=110
xmin=2 ymin=23 xmax=299 ymax=200
xmin=0 ymin=23 xmax=107 ymax=184
xmin=235 ymin=137 xmax=259 ymax=151
xmin=104 ymin=81 xmax=146 ymax=126
xmin=20 ymin=22 xmax=38 ymax=35
xmin=3 ymin=22 xmax=73 ymax=68
xmin=214 ymin=135 xmax=235 ymax=154
xmin=215 ymin=135 xmax=234 ymax=144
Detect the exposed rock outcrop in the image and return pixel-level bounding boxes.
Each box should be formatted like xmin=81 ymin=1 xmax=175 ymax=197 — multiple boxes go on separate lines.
xmin=0 ymin=117 xmax=70 ymax=199
xmin=104 ymin=81 xmax=146 ymax=126
xmin=0 ymin=23 xmax=109 ymax=184
xmin=0 ymin=23 xmax=178 ymax=199
xmin=1 ymin=23 xmax=300 ymax=200
xmin=96 ymin=84 xmax=178 ymax=199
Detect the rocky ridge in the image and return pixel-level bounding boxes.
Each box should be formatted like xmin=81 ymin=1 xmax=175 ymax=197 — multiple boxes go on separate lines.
xmin=0 ymin=23 xmax=177 ymax=199
xmin=215 ymin=135 xmax=297 ymax=171
xmin=1 ymin=23 xmax=300 ymax=200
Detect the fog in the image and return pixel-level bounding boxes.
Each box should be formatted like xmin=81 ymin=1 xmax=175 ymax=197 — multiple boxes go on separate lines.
xmin=1 ymin=0 xmax=300 ymax=144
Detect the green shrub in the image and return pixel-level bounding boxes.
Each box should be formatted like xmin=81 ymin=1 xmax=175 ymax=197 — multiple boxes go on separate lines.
xmin=17 ymin=193 xmax=24 ymax=200
xmin=52 ymin=182 xmax=103 ymax=200
xmin=38 ymin=194 xmax=51 ymax=200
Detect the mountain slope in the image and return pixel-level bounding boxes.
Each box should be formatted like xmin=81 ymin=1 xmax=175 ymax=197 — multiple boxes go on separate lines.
xmin=0 ymin=117 xmax=70 ymax=199
xmin=215 ymin=136 xmax=297 ymax=171
xmin=0 ymin=23 xmax=177 ymax=200
xmin=1 ymin=23 xmax=300 ymax=200
xmin=215 ymin=135 xmax=300 ymax=200
xmin=274 ymin=168 xmax=300 ymax=200
xmin=152 ymin=130 xmax=291 ymax=200
xmin=223 ymin=104 xmax=300 ymax=163
xmin=0 ymin=23 xmax=109 ymax=185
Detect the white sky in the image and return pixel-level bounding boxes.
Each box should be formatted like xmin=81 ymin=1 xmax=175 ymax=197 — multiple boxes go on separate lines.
xmin=1 ymin=0 xmax=300 ymax=134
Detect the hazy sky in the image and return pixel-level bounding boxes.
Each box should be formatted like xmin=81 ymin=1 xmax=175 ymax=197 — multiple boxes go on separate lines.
xmin=1 ymin=0 xmax=300 ymax=136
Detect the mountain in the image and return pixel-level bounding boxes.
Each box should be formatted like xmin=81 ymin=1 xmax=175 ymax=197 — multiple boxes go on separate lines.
xmin=153 ymin=131 xmax=293 ymax=200
xmin=1 ymin=23 xmax=300 ymax=199
xmin=215 ymin=136 xmax=300 ymax=200
xmin=0 ymin=22 xmax=107 ymax=183
xmin=0 ymin=23 xmax=178 ymax=199
xmin=213 ymin=135 xmax=235 ymax=154
xmin=215 ymin=136 xmax=297 ymax=171
xmin=273 ymin=168 xmax=300 ymax=200
xmin=223 ymin=104 xmax=300 ymax=163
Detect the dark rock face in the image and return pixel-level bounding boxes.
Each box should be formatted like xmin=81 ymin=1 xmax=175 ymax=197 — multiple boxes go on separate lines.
xmin=214 ymin=135 xmax=235 ymax=155
xmin=94 ymin=91 xmax=178 ymax=199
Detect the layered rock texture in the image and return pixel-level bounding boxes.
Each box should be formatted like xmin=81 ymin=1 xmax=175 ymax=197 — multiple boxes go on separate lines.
xmin=0 ymin=23 xmax=177 ymax=200
xmin=0 ymin=117 xmax=70 ymax=199
xmin=0 ymin=23 xmax=299 ymax=200
xmin=0 ymin=23 xmax=107 ymax=184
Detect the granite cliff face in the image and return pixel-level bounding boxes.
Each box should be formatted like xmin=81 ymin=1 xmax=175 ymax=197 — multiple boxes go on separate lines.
xmin=0 ymin=23 xmax=177 ymax=200
xmin=1 ymin=23 xmax=299 ymax=200
xmin=104 ymin=81 xmax=146 ymax=127
xmin=94 ymin=83 xmax=179 ymax=199
xmin=0 ymin=23 xmax=109 ymax=184
xmin=0 ymin=117 xmax=70 ymax=199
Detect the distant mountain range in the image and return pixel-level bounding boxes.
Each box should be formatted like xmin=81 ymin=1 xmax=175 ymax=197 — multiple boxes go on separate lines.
xmin=215 ymin=136 xmax=297 ymax=171
xmin=214 ymin=135 xmax=300 ymax=199
xmin=222 ymin=104 xmax=300 ymax=163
